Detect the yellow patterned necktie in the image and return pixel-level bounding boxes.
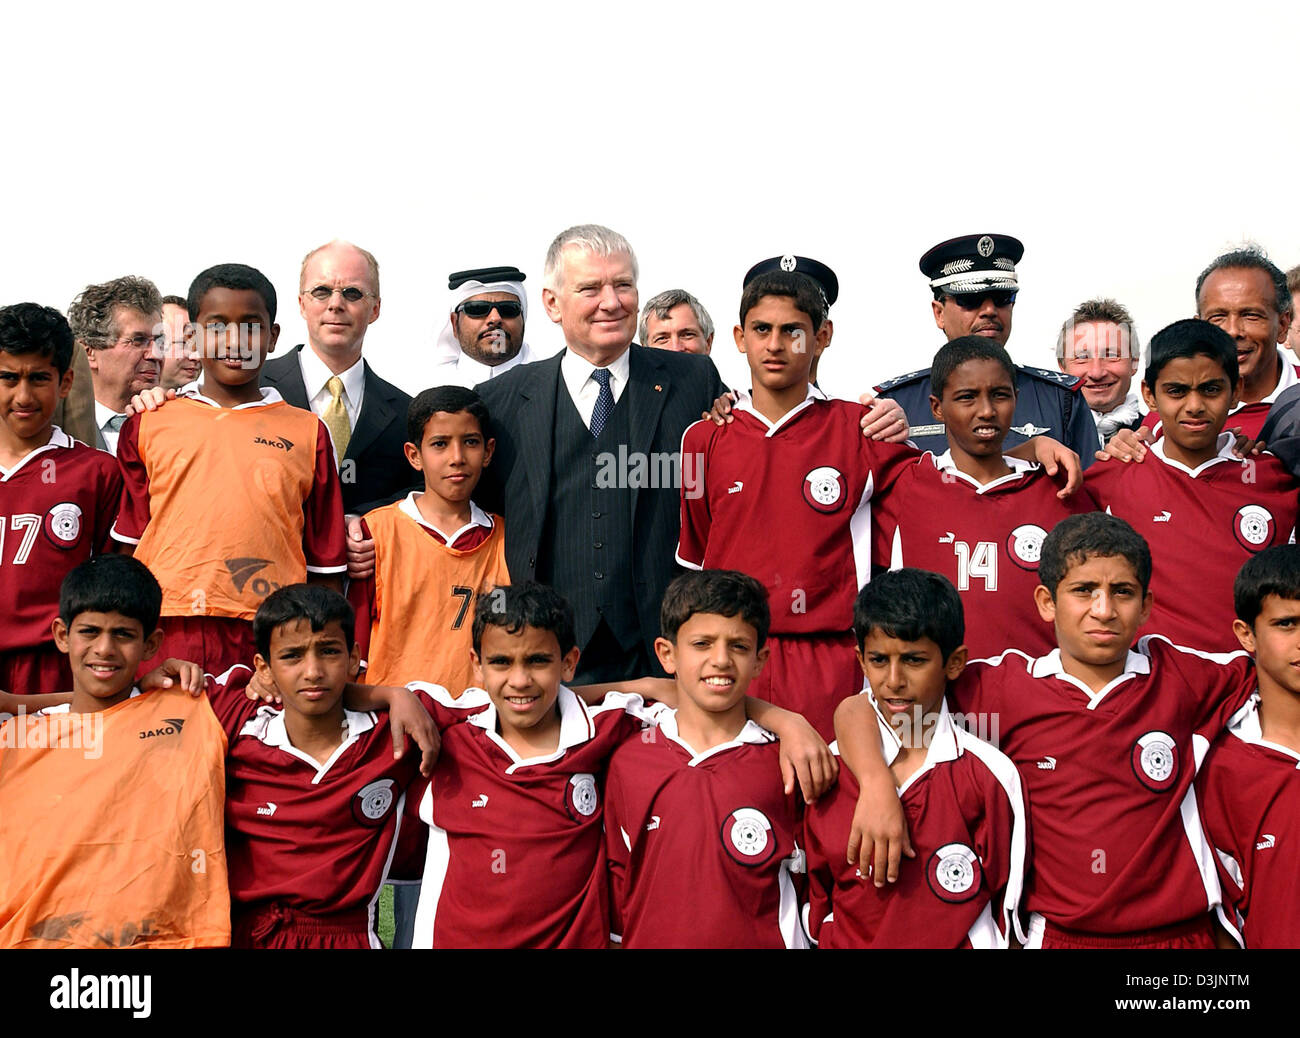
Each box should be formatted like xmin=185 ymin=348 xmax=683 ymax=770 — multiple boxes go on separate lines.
xmin=323 ymin=376 xmax=351 ymax=465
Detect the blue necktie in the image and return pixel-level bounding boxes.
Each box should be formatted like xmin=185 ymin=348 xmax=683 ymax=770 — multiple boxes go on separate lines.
xmin=590 ymin=368 xmax=614 ymax=438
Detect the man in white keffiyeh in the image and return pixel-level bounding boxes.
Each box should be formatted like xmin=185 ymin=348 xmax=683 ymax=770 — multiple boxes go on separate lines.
xmin=429 ymin=266 xmax=542 ymax=388
xmin=1056 ymin=298 xmax=1144 ymax=447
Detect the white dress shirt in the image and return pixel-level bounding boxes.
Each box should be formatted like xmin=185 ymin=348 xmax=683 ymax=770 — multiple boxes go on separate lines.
xmin=93 ymin=400 xmax=126 ymax=456
xmin=299 ymin=348 xmax=364 ymax=427
xmin=560 ymin=347 xmax=631 ymax=429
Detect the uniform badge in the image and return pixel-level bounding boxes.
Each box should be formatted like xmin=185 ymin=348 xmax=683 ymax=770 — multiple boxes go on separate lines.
xmin=1233 ymin=504 xmax=1276 ymax=552
xmin=1131 ymin=731 xmax=1178 ymax=793
xmin=1006 ymin=524 xmax=1048 ymax=569
xmin=721 ymin=807 xmax=777 ymax=867
xmin=43 ymin=502 xmax=83 ymax=550
xmin=1009 ymin=423 xmax=1050 ymax=437
xmin=977 ymin=236 xmax=995 ymax=258
xmin=352 ymin=778 xmax=396 ymax=826
xmin=927 ymin=843 xmax=982 ymax=903
xmin=802 ymin=466 xmax=846 ymax=514
xmin=565 ymin=773 xmax=599 ymax=820
xmin=780 ymin=254 xmax=797 ymax=272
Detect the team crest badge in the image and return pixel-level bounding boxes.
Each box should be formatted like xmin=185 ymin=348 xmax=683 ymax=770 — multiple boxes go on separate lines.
xmin=802 ymin=466 xmax=846 ymax=514
xmin=1006 ymin=523 xmax=1048 ymax=570
xmin=721 ymin=807 xmax=777 ymax=867
xmin=565 ymin=773 xmax=599 ymax=820
xmin=780 ymin=254 xmax=797 ymax=272
xmin=43 ymin=502 xmax=83 ymax=550
xmin=977 ymin=236 xmax=995 ymax=258
xmin=1131 ymin=731 xmax=1178 ymax=793
xmin=1233 ymin=505 xmax=1276 ymax=552
xmin=928 ymin=843 xmax=982 ymax=903
xmin=352 ymin=779 xmax=396 ymax=826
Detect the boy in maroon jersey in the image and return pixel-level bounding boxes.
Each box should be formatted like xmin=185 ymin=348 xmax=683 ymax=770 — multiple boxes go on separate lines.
xmin=605 ymin=569 xmax=813 ymax=948
xmin=412 ymin=580 xmax=833 ymax=948
xmin=0 ymin=303 xmax=123 ymax=694
xmin=836 ymin=513 xmax=1256 ymax=949
xmin=805 ymin=569 xmax=1028 ymax=948
xmin=1086 ymin=318 xmax=1300 ymax=653
xmin=873 ymin=336 xmax=1096 ymax=659
xmin=678 ymin=268 xmax=1081 ymax=739
xmin=1196 ymin=546 xmax=1300 ymax=948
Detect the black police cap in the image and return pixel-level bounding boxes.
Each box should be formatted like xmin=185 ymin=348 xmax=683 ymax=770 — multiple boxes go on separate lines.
xmin=448 ymin=266 xmax=527 ymax=290
xmin=743 ymin=255 xmax=839 ymax=308
xmin=919 ymin=235 xmax=1023 ymax=294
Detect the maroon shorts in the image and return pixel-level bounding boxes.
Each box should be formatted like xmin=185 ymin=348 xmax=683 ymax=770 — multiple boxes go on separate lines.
xmin=0 ymin=643 xmax=72 ymax=695
xmin=142 ymin=615 xmax=258 ymax=678
xmin=1040 ymin=914 xmax=1216 ymax=949
xmin=745 ymin=631 xmax=863 ymax=741
xmin=232 ymin=903 xmax=376 ymax=950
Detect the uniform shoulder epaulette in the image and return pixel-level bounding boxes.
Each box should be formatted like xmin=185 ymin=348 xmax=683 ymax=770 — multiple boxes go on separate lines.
xmin=875 ymin=367 xmax=931 ymax=393
xmin=1019 ymin=365 xmax=1082 ymax=392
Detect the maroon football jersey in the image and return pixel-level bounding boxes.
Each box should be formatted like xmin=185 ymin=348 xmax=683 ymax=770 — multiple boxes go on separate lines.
xmin=1196 ymin=694 xmax=1300 ymax=948
xmin=949 ymin=637 xmax=1253 ymax=936
xmin=208 ymin=667 xmax=488 ymax=947
xmin=1084 ymin=436 xmax=1300 ymax=653
xmin=806 ymin=700 xmax=1027 ymax=948
xmin=678 ymin=389 xmax=919 ymax=635
xmin=873 ymin=451 xmax=1096 ymax=659
xmin=0 ymin=431 xmax=121 ymax=653
xmin=414 ymin=689 xmax=662 ymax=949
xmin=605 ymin=712 xmax=809 ymax=948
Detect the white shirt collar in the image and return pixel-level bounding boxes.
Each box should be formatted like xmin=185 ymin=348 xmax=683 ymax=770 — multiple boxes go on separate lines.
xmin=299 ymin=347 xmax=364 ymax=401
xmin=1238 ymin=348 xmax=1300 ymax=409
xmin=731 ymin=385 xmax=822 ymax=437
xmin=434 ymin=341 xmax=539 ymax=388
xmin=397 ymin=492 xmax=494 ymax=544
xmin=252 ymin=706 xmax=375 ymax=779
xmin=1226 ymin=692 xmax=1300 ymax=765
xmin=560 ymin=345 xmax=631 ymax=400
xmin=182 ymin=386 xmax=284 ymax=410
xmin=867 ymin=695 xmax=961 ymax=794
xmin=467 ymin=685 xmax=599 ymax=771
xmin=0 ymin=426 xmax=74 ymax=480
xmin=651 ymin=708 xmax=776 ymax=765
xmin=94 ymin=400 xmax=123 ymax=429
xmin=929 ymin=449 xmax=1038 ymax=491
xmin=1149 ymin=431 xmax=1239 ymax=477
xmin=1030 ymin=647 xmax=1150 ymax=708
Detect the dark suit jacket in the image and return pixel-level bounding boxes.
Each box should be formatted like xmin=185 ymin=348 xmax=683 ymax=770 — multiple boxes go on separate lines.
xmin=474 ymin=344 xmax=726 ymax=657
xmin=260 ymin=345 xmax=420 ymax=516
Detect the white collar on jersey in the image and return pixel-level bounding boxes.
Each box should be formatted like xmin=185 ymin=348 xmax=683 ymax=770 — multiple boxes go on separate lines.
xmin=928 ymin=449 xmax=1038 ymax=492
xmin=181 ymin=386 xmax=285 ymax=410
xmin=248 ymin=705 xmax=376 ymax=778
xmin=1148 ymin=431 xmax=1239 ymax=477
xmin=1030 ymin=647 xmax=1150 ymax=709
xmin=731 ymin=384 xmax=824 ymax=437
xmin=468 ymin=685 xmax=598 ymax=771
xmin=652 ymin=708 xmax=775 ymax=766
xmin=1226 ymin=692 xmax=1300 ymax=766
xmin=0 ymin=425 xmax=74 ymax=480
xmin=863 ymin=694 xmax=961 ymax=796
xmin=398 ymin=492 xmax=494 ymax=545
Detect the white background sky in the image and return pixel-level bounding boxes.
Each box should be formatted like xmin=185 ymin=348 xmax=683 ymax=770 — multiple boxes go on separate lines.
xmin=4 ymin=1 xmax=1299 ymax=398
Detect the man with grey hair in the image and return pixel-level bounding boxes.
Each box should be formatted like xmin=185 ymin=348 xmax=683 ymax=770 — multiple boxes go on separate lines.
xmin=67 ymin=275 xmax=164 ymax=455
xmin=473 ymin=224 xmax=725 ymax=684
xmin=639 ymin=288 xmax=714 ymax=355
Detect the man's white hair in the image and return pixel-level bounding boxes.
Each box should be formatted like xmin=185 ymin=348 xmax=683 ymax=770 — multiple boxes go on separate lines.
xmin=542 ymin=224 xmax=639 ymax=292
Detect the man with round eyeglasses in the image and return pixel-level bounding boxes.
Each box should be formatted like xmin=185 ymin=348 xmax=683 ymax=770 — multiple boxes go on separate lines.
xmin=875 ymin=233 xmax=1099 ymax=461
xmin=429 ymin=265 xmax=542 ymax=388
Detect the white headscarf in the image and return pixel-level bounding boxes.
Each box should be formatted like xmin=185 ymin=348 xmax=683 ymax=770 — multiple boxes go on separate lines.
xmin=433 ymin=279 xmax=530 ymax=366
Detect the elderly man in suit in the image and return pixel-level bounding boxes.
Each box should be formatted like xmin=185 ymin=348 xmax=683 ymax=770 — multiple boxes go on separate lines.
xmin=474 ymin=224 xmax=726 ymax=685
xmin=261 ymin=240 xmax=419 ymax=566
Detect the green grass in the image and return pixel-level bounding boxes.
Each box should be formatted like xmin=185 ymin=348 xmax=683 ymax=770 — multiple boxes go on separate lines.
xmin=378 ymin=883 xmax=395 ymax=948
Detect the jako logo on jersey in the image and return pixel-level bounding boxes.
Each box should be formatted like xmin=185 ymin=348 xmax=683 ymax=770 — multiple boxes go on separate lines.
xmin=43 ymin=502 xmax=83 ymax=550
xmin=721 ymin=807 xmax=777 ymax=867
xmin=1153 ymin=511 xmax=1172 ymax=523
xmin=1010 ymin=423 xmax=1050 ymax=437
xmin=802 ymin=466 xmax=846 ymax=514
xmin=727 ymin=481 xmax=744 ymax=495
xmin=565 ymin=773 xmax=599 ymax=821
xmin=928 ymin=843 xmax=982 ymax=903
xmin=472 ymin=794 xmax=489 ymax=808
xmin=352 ymin=779 xmax=396 ymax=826
xmin=938 ymin=531 xmax=955 ymax=544
xmin=256 ymin=803 xmax=277 ymax=817
xmin=138 ymin=718 xmax=185 ymax=739
xmin=646 ymin=815 xmax=661 ymax=832
xmin=1006 ymin=523 xmax=1048 ymax=570
xmin=1036 ymin=756 xmax=1057 ymax=770
xmin=225 ymin=557 xmax=281 ymax=596
xmin=1234 ymin=504 xmax=1276 ymax=552
xmin=1256 ymin=834 xmax=1276 ymax=851
xmin=1131 ymin=730 xmax=1178 ymax=793
xmin=253 ymin=435 xmax=295 ymax=452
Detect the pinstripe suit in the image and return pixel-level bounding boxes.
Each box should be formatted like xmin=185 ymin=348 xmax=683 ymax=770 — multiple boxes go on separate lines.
xmin=474 ymin=344 xmax=725 ymax=681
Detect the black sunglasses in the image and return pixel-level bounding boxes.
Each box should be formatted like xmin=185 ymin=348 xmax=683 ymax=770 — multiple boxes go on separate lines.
xmin=307 ymin=285 xmax=371 ymax=303
xmin=457 ymin=299 xmax=522 ymax=319
xmin=950 ymin=291 xmax=1017 ymax=310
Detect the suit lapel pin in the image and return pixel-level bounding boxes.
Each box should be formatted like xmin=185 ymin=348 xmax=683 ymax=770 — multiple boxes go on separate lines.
xmin=654 ymin=384 xmax=662 ymax=392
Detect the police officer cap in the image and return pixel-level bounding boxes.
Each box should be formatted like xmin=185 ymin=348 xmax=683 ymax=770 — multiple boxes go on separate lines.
xmin=743 ymin=255 xmax=839 ymax=308
xmin=448 ymin=266 xmax=527 ymax=290
xmin=919 ymin=235 xmax=1023 ymax=295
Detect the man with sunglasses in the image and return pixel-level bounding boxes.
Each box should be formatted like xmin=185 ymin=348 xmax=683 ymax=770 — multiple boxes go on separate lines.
xmin=876 ymin=233 xmax=1098 ymax=462
xmin=262 ymin=239 xmax=420 ymax=521
xmin=429 ymin=266 xmax=541 ymax=388
xmin=67 ymin=275 xmax=165 ymax=456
